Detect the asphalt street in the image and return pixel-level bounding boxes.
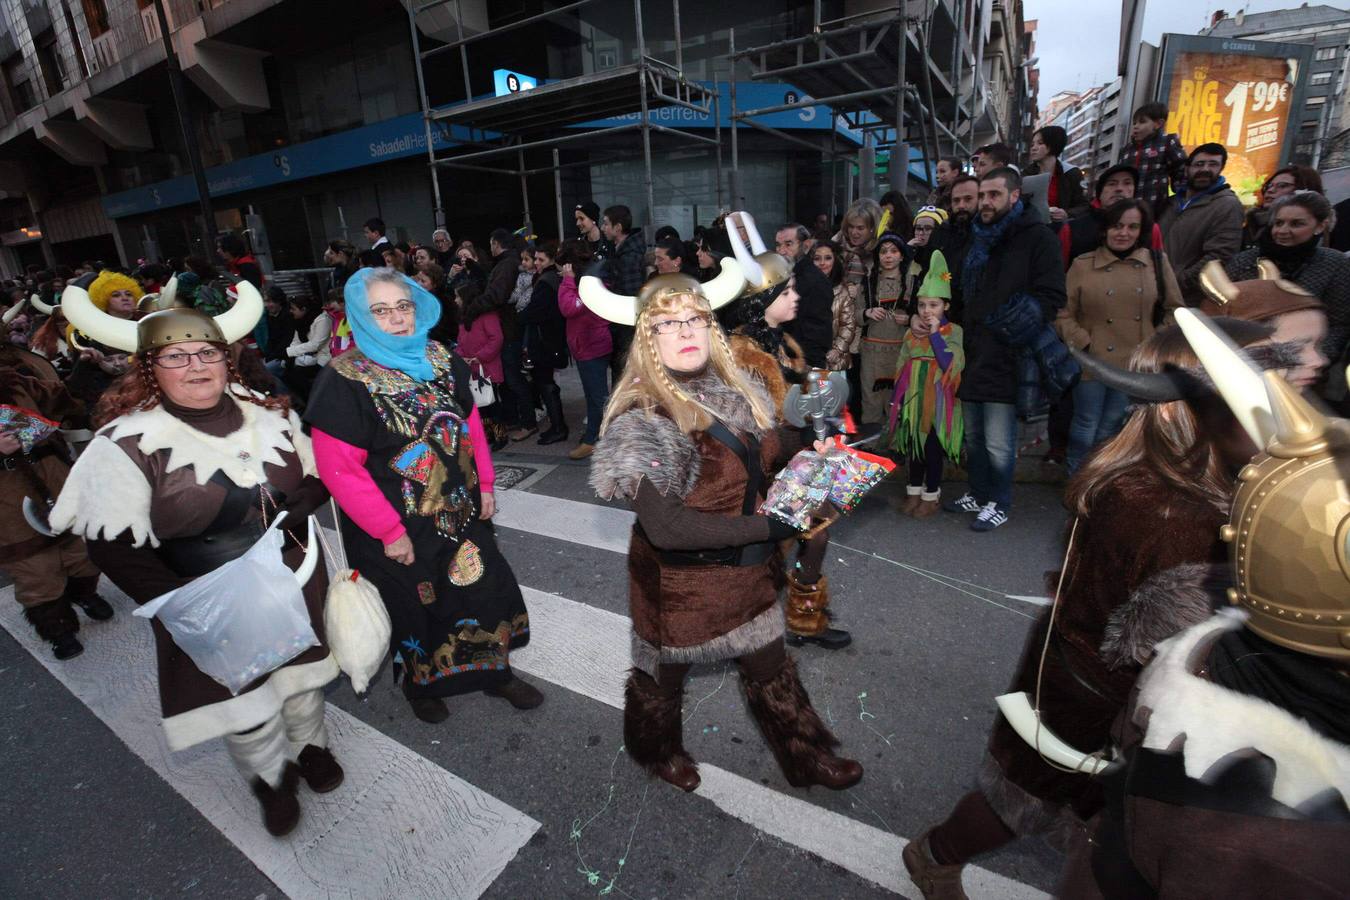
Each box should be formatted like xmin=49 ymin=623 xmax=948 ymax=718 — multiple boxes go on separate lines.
xmin=1 ymin=372 xmax=1073 ymax=899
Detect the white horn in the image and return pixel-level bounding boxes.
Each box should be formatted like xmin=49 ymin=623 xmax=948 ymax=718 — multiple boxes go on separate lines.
xmin=741 ymin=211 xmax=769 ymax=255
xmin=996 ymin=692 xmax=1110 ymax=775
xmin=578 ymin=274 xmax=638 ymax=326
xmin=293 ymin=515 xmax=319 ymax=586
xmin=2 ymin=296 xmax=26 ymax=324
xmin=31 ymin=292 xmax=55 ymax=315
xmin=160 ymin=275 xmax=179 ymax=307
xmin=61 ymin=285 xmax=139 ymax=353
xmin=1174 ymin=308 xmax=1277 ymax=448
xmin=216 ymin=278 xmax=265 ymax=343
xmin=724 ymin=213 xmax=764 ymax=286
xmin=704 ymin=258 xmax=747 ymax=310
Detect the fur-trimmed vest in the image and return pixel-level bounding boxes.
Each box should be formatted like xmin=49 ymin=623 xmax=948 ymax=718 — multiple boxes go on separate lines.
xmin=729 ymin=330 xmax=806 ymax=419
xmin=590 ymin=369 xmax=785 ymax=677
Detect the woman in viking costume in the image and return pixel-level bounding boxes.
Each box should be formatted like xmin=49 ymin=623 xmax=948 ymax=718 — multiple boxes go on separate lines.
xmin=585 ymin=250 xmax=863 ymax=794
xmin=304 ymin=268 xmax=538 ymax=725
xmin=723 ymin=213 xmax=852 ymax=650
xmin=903 ymin=316 xmax=1304 ymax=900
xmin=1058 ymin=315 xmax=1350 ymax=898
xmin=64 ymin=270 xmax=143 ymax=407
xmin=48 ymin=282 xmax=343 ymax=838
xmin=0 ymin=333 xmax=111 ymax=659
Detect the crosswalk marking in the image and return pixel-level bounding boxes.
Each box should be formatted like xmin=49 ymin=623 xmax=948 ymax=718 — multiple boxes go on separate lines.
xmin=0 ymin=585 xmax=539 ymax=900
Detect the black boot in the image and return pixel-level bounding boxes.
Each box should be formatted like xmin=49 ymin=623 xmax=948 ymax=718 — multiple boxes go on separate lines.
xmin=297 ymin=744 xmax=345 ymax=793
xmin=741 ymin=655 xmax=862 ymax=790
xmin=24 ymin=599 xmax=82 ymax=661
xmin=536 ymin=384 xmax=569 ymax=445
xmin=623 ymin=669 xmax=700 ymax=792
xmin=66 ymin=575 xmax=114 ymax=621
xmin=251 ymin=761 xmax=302 ymax=836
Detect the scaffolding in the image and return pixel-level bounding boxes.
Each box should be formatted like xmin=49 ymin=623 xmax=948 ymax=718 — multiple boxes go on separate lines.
xmin=726 ymin=3 xmax=970 ymax=209
xmin=406 ymin=0 xmax=723 ymax=237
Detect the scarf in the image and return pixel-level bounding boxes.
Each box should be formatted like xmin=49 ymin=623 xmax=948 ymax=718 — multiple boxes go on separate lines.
xmin=1208 ymin=625 xmax=1350 ymax=746
xmin=962 ymin=200 xmax=1024 ymax=302
xmin=343 ymin=268 xmax=442 ymax=381
xmin=1257 ymin=229 xmax=1321 ymax=275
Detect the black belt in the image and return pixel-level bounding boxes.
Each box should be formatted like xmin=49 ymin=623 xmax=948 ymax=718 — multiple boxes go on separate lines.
xmin=642 ymin=524 xmax=778 ymax=568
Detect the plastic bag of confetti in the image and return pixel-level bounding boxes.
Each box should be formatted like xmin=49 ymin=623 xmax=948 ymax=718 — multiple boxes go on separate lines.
xmin=822 ymin=436 xmax=896 ymax=512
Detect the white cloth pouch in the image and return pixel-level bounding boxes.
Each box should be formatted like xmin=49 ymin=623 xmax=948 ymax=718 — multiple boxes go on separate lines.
xmin=135 ymin=514 xmax=319 ymax=695
xmin=323 ymin=568 xmax=390 ymax=694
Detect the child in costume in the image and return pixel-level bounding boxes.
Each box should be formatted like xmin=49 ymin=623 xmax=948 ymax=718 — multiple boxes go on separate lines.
xmin=883 ymin=250 xmax=964 ymax=517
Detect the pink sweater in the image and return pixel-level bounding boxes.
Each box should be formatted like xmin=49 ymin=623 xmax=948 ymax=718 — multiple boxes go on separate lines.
xmin=456 ymin=310 xmax=504 ymax=383
xmin=558 ymin=273 xmax=613 ymax=361
xmin=312 ymin=405 xmax=495 ymax=545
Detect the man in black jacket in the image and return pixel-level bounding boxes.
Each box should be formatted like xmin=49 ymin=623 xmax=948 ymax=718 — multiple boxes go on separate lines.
xmin=601 ymin=205 xmax=645 ymax=378
xmin=943 ymin=167 xmax=1066 ymax=532
xmin=484 ymin=227 xmax=534 ymax=435
xmin=774 ymin=223 xmax=833 ymax=368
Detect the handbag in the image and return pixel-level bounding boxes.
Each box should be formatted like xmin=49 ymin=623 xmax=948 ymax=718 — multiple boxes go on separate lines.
xmin=468 ymin=361 xmax=497 ymax=407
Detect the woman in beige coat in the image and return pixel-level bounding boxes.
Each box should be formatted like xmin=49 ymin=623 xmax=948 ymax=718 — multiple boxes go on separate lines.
xmin=1056 ymin=199 xmax=1182 ymax=473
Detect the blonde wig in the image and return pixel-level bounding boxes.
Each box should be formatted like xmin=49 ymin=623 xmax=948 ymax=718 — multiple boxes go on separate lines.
xmin=600 ymin=291 xmax=775 ymax=436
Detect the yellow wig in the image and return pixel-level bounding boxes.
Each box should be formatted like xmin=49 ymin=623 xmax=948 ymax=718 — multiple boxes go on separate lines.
xmin=88 ymin=270 xmax=143 ymax=312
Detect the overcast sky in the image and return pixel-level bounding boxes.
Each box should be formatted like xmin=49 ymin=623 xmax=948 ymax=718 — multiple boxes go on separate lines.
xmin=1028 ymin=0 xmax=1335 ymax=101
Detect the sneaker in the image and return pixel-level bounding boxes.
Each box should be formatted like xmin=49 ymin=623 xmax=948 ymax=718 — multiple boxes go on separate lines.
xmin=567 ymin=442 xmax=594 ymax=460
xmin=970 ymin=502 xmax=1008 ymax=532
xmin=942 ymin=492 xmax=981 ymax=514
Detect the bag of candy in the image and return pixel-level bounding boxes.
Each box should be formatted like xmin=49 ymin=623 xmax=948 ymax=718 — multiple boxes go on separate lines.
xmin=822 ymin=436 xmax=896 ymax=512
xmin=759 ymin=450 xmax=838 ymax=530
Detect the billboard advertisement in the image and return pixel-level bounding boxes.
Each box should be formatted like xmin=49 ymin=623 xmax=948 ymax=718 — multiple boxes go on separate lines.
xmin=1157 ymin=34 xmax=1312 ymax=204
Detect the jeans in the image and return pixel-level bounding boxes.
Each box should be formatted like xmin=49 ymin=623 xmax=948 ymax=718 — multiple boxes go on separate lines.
xmin=576 ymin=356 xmax=611 ymax=444
xmin=499 ymin=338 xmax=533 ymax=428
xmin=1066 ymin=379 xmax=1130 ymax=475
xmin=963 ymin=401 xmax=1017 ymax=509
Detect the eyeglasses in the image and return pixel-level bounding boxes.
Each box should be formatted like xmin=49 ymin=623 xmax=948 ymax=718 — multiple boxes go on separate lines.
xmin=651 ymin=314 xmax=711 ymax=335
xmin=153 ymin=346 xmax=226 ymax=368
xmin=369 ymin=301 xmax=414 ymax=319
xmin=1266 ymin=180 xmax=1296 ymax=191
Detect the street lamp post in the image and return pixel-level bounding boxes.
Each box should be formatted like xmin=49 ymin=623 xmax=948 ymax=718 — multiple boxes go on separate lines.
xmin=152 ymin=0 xmax=218 ymax=255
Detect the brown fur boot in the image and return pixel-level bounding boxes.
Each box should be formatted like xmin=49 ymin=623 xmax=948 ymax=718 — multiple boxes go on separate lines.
xmin=623 ymin=669 xmax=700 ymax=792
xmin=741 ymin=656 xmax=862 ymax=790
xmin=899 ymin=485 xmax=923 ymax=515
xmin=786 ymin=574 xmax=851 ymax=649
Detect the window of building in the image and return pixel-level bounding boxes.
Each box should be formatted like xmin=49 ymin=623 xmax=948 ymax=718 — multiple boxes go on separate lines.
xmin=3 ymin=56 xmax=39 ymax=113
xmin=34 ymin=30 xmax=65 ymax=98
xmin=1307 ymin=96 xmax=1327 ymax=107
xmin=1311 ymin=72 xmax=1333 ymax=86
xmin=80 ymin=0 xmax=110 ymax=38
xmin=1315 ymin=47 xmax=1337 ymax=61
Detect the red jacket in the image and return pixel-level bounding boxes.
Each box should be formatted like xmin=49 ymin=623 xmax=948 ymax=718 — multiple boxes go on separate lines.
xmin=457 ymin=309 xmax=504 ymax=383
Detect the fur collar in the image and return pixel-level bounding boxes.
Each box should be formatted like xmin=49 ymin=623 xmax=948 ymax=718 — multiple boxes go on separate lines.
xmin=101 ymin=386 xmax=312 ymax=487
xmin=590 ymin=370 xmax=769 ymax=501
xmin=1137 ymin=612 xmax=1350 ymax=811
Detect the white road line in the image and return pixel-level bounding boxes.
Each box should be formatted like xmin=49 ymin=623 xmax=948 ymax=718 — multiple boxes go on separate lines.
xmin=0 ymin=585 xmax=538 ymax=900
xmin=509 ymin=587 xmax=1047 ymax=900
xmin=493 ymin=489 xmax=633 ymax=554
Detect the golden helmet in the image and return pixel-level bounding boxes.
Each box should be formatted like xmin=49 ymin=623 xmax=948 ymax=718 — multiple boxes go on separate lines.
xmin=1176 ymin=309 xmax=1350 ymax=660
xmin=725 ymin=211 xmax=793 ymax=296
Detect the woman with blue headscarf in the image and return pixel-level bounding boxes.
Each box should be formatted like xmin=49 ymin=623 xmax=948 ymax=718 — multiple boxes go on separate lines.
xmin=305 ymin=268 xmax=540 ymax=723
